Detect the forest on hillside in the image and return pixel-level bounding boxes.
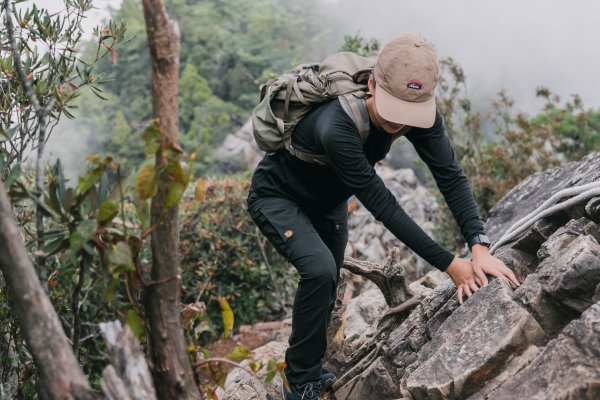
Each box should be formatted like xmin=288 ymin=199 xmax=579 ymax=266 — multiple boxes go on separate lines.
xmin=0 ymin=0 xmax=599 ymax=399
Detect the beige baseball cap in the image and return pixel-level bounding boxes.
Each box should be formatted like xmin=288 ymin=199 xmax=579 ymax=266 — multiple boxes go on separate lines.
xmin=374 ymin=33 xmax=440 ymax=128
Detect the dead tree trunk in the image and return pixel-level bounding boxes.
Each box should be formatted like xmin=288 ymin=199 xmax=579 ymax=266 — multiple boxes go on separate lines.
xmin=0 ymin=185 xmax=98 ymax=399
xmin=99 ymin=321 xmax=157 ymax=400
xmin=342 ymin=247 xmax=416 ymax=308
xmin=140 ymin=1 xmax=202 ymax=399
xmin=327 ymin=247 xmax=429 ymax=392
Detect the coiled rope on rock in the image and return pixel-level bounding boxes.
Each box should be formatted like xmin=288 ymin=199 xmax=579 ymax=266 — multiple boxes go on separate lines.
xmin=489 ymin=180 xmax=600 ymax=254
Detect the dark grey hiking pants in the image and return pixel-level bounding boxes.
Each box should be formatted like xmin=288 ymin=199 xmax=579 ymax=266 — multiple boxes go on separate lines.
xmin=247 ymin=190 xmax=348 ymax=385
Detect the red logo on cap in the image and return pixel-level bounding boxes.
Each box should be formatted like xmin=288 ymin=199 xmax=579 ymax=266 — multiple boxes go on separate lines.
xmin=407 ymin=81 xmax=423 ymax=90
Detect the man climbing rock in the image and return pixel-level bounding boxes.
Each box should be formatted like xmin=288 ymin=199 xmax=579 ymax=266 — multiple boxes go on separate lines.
xmin=247 ymin=33 xmax=521 ymax=400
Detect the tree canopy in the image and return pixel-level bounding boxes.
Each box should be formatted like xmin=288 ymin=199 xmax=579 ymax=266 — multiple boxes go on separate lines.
xmin=78 ymin=0 xmax=334 ymax=173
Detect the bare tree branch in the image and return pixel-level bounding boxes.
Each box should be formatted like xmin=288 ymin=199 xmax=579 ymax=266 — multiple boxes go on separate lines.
xmin=342 ymin=247 xmax=415 ymax=308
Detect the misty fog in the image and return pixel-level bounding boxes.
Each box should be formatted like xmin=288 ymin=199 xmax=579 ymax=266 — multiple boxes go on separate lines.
xmin=322 ymin=0 xmax=600 ymax=113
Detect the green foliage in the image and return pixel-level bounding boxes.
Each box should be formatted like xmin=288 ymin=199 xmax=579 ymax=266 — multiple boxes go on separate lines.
xmin=0 ymin=1 xmax=338 ymax=395
xmin=76 ymin=0 xmax=334 ymax=174
xmin=179 ymin=175 xmax=296 ymax=342
xmin=338 ymin=32 xmax=380 ymax=57
xmin=1 ymin=156 xmax=148 ymax=391
xmin=0 ymin=0 xmax=126 ymax=172
xmin=432 ymin=58 xmax=600 ymax=251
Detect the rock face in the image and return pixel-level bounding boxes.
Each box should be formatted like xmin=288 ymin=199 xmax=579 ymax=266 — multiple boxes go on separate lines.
xmin=405 ymin=279 xmax=544 ymax=399
xmin=331 ymin=152 xmax=600 ymax=400
xmin=347 ymin=165 xmax=438 ymax=281
xmin=218 ymin=341 xmax=288 ymax=400
xmin=221 ymin=152 xmax=600 ymax=400
xmin=486 ymin=152 xmax=600 ymax=241
xmin=214 ymin=119 xmax=264 ymax=173
xmin=475 ymin=302 xmax=600 ymax=400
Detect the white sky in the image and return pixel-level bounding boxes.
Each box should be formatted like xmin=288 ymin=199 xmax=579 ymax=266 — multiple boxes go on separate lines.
xmin=36 ymin=0 xmax=120 ymax=38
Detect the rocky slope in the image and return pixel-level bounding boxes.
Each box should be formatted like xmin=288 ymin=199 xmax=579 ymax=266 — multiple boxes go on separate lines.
xmin=345 ymin=165 xmax=438 ymax=281
xmin=213 ymin=120 xmax=263 ymax=174
xmin=219 ymin=152 xmax=600 ymax=400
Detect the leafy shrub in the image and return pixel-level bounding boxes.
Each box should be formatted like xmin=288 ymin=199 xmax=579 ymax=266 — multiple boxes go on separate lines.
xmin=179 ymin=174 xmax=296 ymax=343
xmin=433 ymin=58 xmax=600 ymax=251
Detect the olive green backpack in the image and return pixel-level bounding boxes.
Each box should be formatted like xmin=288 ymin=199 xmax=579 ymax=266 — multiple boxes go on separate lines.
xmin=251 ymin=52 xmax=375 ymax=166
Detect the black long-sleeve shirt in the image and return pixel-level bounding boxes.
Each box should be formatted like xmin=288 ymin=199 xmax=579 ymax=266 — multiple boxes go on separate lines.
xmin=249 ymin=98 xmax=484 ymax=271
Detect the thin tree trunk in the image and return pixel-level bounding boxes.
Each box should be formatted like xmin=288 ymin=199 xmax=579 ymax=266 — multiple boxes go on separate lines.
xmin=35 ymin=107 xmax=49 ymax=292
xmin=0 ymin=185 xmax=98 ymax=399
xmin=140 ymin=1 xmax=202 ymax=399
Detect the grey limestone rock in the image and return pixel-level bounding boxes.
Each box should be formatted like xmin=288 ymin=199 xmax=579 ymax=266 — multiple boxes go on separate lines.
xmin=403 ymin=278 xmax=544 ymax=400
xmin=480 ymin=302 xmax=600 ymax=400
xmin=515 ymin=234 xmax=600 ymax=336
xmin=343 ymin=288 xmax=388 ymax=343
xmin=536 ymin=217 xmax=600 ymax=260
xmin=465 ymin=345 xmax=542 ymax=400
xmin=219 ymin=341 xmax=288 ymax=400
xmin=334 ymin=358 xmax=402 ymax=400
xmin=486 ymin=152 xmax=600 ymax=243
xmin=214 ymin=119 xmax=264 ymax=173
xmin=347 ymin=166 xmax=439 ymax=281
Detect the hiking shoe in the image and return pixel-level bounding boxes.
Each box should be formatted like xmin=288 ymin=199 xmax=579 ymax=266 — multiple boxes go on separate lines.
xmin=281 ymin=379 xmax=322 ymax=400
xmin=321 ymin=367 xmax=336 ymax=392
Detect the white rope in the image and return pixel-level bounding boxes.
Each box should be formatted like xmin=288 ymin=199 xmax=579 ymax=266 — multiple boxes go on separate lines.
xmin=490 ymin=181 xmax=600 ymax=254
xmin=501 ymin=181 xmax=600 ymax=238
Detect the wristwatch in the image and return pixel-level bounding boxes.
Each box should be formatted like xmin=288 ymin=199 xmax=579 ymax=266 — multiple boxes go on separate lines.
xmin=468 ymin=234 xmax=491 ymax=251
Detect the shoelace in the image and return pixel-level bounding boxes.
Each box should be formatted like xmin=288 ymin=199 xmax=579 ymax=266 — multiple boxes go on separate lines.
xmin=297 ymin=381 xmax=320 ymax=400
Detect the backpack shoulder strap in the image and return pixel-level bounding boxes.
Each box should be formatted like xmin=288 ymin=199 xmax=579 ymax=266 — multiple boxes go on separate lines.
xmin=338 ymin=92 xmax=370 ymax=144
xmin=283 ymin=91 xmax=372 ymax=168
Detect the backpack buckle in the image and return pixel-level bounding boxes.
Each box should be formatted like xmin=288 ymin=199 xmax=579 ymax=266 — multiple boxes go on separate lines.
xmin=288 ymin=144 xmax=297 ymax=156
xmin=302 ymin=62 xmax=320 ymax=71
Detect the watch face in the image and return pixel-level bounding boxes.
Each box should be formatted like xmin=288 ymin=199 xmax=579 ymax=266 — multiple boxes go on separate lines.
xmin=480 ymin=234 xmax=491 ymax=246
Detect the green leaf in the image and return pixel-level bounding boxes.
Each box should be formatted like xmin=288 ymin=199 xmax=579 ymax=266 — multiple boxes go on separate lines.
xmin=77 ymin=166 xmax=103 ymax=195
xmin=219 ymin=296 xmax=234 ymax=339
xmin=135 ymin=164 xmax=157 ymax=200
xmin=69 ymin=219 xmax=98 ymax=254
xmin=3 ymin=164 xmax=21 ymax=188
xmin=55 ymin=159 xmax=67 ymax=202
xmin=225 ymin=345 xmax=251 ymax=361
xmin=163 ymin=159 xmax=187 ymax=206
xmin=127 ymin=309 xmax=144 ymax=339
xmin=98 ymin=173 xmax=109 ymax=203
xmin=40 ymin=231 xmax=69 ymax=256
xmin=265 ymin=370 xmax=277 ymax=383
xmin=63 ymin=188 xmax=75 ymax=211
xmin=167 ymin=158 xmax=186 ymax=183
xmin=107 ymin=241 xmax=134 ymax=273
xmin=97 ymin=199 xmax=119 ymax=224
xmin=165 ymin=181 xmax=185 ymax=207
xmin=141 ymin=123 xmax=161 ymax=158
xmin=47 ymin=180 xmax=63 ymax=214
xmin=16 ymin=182 xmax=57 ymax=219
xmin=106 ymin=279 xmax=119 ymax=305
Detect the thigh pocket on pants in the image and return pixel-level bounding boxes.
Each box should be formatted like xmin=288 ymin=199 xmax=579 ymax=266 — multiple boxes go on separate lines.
xmin=248 ymin=199 xmax=314 ymax=247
